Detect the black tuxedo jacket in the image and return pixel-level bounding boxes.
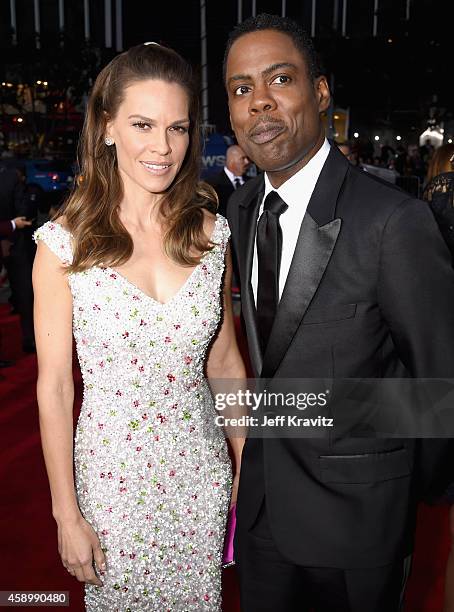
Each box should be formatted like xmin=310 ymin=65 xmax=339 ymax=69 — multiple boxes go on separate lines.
xmin=0 ymin=168 xmax=24 ymax=222
xmin=227 ymin=145 xmax=454 ymax=569
xmin=0 ymin=220 xmax=13 ymax=239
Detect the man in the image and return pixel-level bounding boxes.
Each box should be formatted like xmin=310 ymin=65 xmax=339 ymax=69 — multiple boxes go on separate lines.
xmin=207 ymin=144 xmax=251 ymax=216
xmin=224 ymin=13 xmax=454 ymax=612
xmin=0 ymin=215 xmax=31 ymax=371
xmin=0 ymin=165 xmax=35 ymax=352
xmin=0 ymin=216 xmax=31 ymax=238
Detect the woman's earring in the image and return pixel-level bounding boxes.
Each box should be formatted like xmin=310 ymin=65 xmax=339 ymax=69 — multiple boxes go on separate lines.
xmin=105 ymin=137 xmax=114 ymax=146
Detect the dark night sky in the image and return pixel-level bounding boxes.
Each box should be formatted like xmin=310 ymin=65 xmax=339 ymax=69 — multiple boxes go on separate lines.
xmin=0 ymin=0 xmax=452 ymax=139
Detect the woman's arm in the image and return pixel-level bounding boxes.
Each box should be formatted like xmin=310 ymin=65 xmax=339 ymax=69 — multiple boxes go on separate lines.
xmin=206 ymin=245 xmax=247 ymax=503
xmin=33 ymin=241 xmax=105 ymax=586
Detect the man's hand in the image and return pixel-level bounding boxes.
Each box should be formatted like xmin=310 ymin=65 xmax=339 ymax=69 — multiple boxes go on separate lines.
xmin=13 ymin=216 xmax=32 ymax=229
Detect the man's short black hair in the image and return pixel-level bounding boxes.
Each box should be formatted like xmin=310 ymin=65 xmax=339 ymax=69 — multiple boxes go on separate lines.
xmin=223 ymin=13 xmax=323 ymax=84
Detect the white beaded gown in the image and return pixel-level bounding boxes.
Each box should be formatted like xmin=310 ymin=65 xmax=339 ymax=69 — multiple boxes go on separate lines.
xmin=34 ymin=215 xmax=232 ymax=611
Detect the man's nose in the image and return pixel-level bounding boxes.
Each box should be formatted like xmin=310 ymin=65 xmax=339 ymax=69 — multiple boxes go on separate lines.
xmin=248 ymin=85 xmax=277 ymax=114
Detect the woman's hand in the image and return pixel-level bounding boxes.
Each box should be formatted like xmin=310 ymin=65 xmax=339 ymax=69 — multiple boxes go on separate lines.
xmin=230 ymin=472 xmax=240 ymax=509
xmin=57 ymin=515 xmax=106 ymax=586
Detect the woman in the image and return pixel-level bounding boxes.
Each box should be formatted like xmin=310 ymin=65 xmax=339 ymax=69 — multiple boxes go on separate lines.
xmin=423 ymin=143 xmax=454 ymax=258
xmin=32 ymin=43 xmax=245 ymax=611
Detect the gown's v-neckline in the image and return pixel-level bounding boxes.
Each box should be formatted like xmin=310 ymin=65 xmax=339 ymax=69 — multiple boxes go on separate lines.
xmin=106 ymin=261 xmax=202 ymax=307
xmin=54 ymin=214 xmax=221 ymax=308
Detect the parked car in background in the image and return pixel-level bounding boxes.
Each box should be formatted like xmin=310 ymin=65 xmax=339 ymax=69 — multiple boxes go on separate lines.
xmin=0 ymin=158 xmax=74 ymax=193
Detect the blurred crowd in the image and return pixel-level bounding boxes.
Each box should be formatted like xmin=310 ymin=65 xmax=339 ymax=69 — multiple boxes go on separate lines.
xmin=337 ymin=139 xmax=439 ymax=183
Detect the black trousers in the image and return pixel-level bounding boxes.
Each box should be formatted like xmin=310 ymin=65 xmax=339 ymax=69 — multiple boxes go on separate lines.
xmin=236 ymin=500 xmax=411 ymax=612
xmin=5 ymin=250 xmax=35 ymax=348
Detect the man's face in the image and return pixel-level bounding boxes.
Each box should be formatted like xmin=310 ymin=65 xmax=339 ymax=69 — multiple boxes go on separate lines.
xmin=226 ymin=30 xmax=330 ymax=185
xmin=228 ymin=148 xmax=251 ymax=176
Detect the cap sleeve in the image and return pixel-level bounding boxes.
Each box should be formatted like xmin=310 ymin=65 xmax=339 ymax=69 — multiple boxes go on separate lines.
xmin=212 ymin=214 xmax=231 ymax=249
xmin=33 ymin=221 xmax=73 ymax=265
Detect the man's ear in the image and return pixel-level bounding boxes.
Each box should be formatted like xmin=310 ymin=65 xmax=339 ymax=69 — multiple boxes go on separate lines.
xmin=315 ymin=76 xmax=331 ymax=113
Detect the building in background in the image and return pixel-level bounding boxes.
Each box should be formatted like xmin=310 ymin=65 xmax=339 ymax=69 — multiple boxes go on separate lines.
xmin=0 ymin=0 xmax=452 ymax=157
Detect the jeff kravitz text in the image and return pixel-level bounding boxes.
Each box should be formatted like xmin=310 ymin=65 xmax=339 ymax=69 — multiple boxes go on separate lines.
xmin=215 ymin=414 xmax=334 ymax=428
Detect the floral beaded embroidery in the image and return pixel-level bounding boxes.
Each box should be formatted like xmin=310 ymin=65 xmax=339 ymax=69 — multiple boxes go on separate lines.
xmin=33 ymin=215 xmax=232 ymax=611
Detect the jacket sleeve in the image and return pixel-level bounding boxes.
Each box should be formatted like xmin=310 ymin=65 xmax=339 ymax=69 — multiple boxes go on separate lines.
xmin=0 ymin=219 xmax=13 ymax=239
xmin=378 ymin=197 xmax=454 ymax=378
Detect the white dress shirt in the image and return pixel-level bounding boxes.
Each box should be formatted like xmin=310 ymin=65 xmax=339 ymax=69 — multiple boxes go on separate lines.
xmin=252 ymin=139 xmax=331 ymax=302
xmin=224 ymin=166 xmax=244 ymax=188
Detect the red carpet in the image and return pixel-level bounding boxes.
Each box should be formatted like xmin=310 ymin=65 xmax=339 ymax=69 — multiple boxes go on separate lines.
xmin=0 ymin=302 xmax=449 ymax=611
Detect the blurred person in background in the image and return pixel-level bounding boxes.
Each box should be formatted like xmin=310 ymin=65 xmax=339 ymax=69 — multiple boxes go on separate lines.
xmin=0 ymin=165 xmax=36 ymax=352
xmin=207 ymin=144 xmax=251 ymax=216
xmin=0 ymin=215 xmax=32 ymax=371
xmin=423 ymin=143 xmax=454 ymax=258
xmin=406 ymin=143 xmax=425 ymax=181
xmin=207 ymin=144 xmax=251 ymax=294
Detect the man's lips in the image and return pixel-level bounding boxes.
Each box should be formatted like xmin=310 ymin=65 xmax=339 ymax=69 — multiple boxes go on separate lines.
xmin=248 ymin=123 xmax=286 ymax=145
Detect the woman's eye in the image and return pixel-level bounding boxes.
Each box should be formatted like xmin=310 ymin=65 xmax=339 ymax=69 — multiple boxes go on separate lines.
xmin=170 ymin=126 xmax=189 ymax=134
xmin=234 ymin=85 xmax=250 ymax=96
xmin=133 ymin=122 xmax=150 ymax=130
xmin=272 ymin=75 xmax=291 ymax=85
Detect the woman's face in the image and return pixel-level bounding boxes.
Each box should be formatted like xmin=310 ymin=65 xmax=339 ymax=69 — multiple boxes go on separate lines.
xmin=106 ymin=78 xmax=190 ymax=198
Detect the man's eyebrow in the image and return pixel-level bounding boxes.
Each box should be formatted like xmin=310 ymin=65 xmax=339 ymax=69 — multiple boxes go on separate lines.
xmin=261 ymin=62 xmax=297 ymax=77
xmin=227 ymin=62 xmax=297 ymax=86
xmin=227 ymin=73 xmax=252 ymax=86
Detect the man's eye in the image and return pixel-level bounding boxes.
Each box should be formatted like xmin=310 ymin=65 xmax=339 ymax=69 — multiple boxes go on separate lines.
xmin=133 ymin=122 xmax=150 ymax=130
xmin=234 ymin=85 xmax=250 ymax=96
xmin=272 ymin=75 xmax=291 ymax=85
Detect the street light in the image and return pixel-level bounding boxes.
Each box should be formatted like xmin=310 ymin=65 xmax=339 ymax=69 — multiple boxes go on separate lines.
xmin=374 ymin=135 xmax=380 ymax=141
xmin=353 ymin=132 xmax=359 ymax=138
xmin=396 ymin=135 xmax=402 ymax=141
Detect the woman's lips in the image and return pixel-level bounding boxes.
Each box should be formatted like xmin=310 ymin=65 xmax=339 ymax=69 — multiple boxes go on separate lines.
xmin=140 ymin=161 xmax=173 ymax=176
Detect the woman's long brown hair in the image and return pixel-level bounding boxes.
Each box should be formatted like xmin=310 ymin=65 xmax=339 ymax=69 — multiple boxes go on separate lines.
xmin=426 ymin=144 xmax=454 ymax=183
xmin=59 ymin=43 xmax=217 ymax=273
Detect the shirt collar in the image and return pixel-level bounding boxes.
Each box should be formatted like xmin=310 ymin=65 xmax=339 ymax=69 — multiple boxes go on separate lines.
xmin=224 ymin=165 xmax=243 ymax=185
xmin=263 ymin=138 xmax=331 ymax=206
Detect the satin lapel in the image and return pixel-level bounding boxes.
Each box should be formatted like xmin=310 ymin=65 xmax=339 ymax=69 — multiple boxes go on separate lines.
xmin=261 ymin=214 xmax=341 ymax=378
xmin=260 ymin=147 xmax=349 ymax=379
xmin=239 ymin=191 xmax=263 ymax=376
